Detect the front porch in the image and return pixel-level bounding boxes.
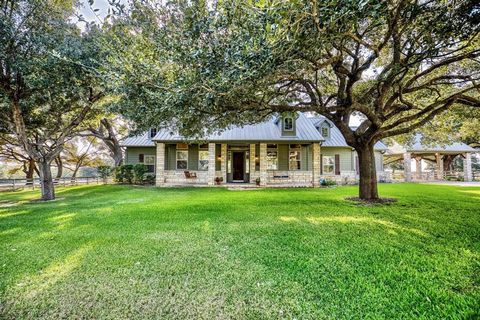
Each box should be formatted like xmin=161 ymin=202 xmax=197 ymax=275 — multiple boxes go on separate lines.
xmin=155 ymin=142 xmax=322 ymax=187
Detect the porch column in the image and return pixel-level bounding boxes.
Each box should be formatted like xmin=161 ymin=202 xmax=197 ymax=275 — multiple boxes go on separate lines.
xmin=435 ymin=153 xmax=444 ymax=180
xmin=312 ymin=143 xmax=321 ymax=187
xmin=403 ymin=152 xmax=412 ymax=182
xmin=259 ymin=143 xmax=267 ymax=186
xmin=208 ymin=143 xmax=216 ymax=185
xmin=464 ymin=153 xmax=473 ymax=182
xmin=221 ymin=144 xmax=227 ymax=183
xmin=155 ymin=142 xmax=165 ymax=186
xmin=249 ymin=144 xmax=256 ymax=183
xmin=415 ymin=156 xmax=422 ymax=180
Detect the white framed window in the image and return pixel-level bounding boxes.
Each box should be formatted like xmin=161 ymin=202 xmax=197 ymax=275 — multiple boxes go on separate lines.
xmin=144 ymin=155 xmax=155 ymax=173
xmin=321 ymin=126 xmax=329 ymax=138
xmin=289 ymin=144 xmax=301 ymax=170
xmin=284 ymin=117 xmax=293 ymax=131
xmin=322 ymin=155 xmax=335 ymax=174
xmin=176 ymin=150 xmax=188 ymax=170
xmin=198 ymin=150 xmax=209 ymax=171
xmin=266 ymin=144 xmax=278 ymax=170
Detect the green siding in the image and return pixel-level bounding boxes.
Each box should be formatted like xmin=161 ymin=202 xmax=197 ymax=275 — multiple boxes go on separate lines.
xmin=166 ymin=144 xmax=176 ymax=170
xmin=301 ymin=145 xmax=309 ymax=171
xmin=321 ymin=147 xmax=354 ymax=173
xmin=278 ymin=144 xmax=289 ymax=170
xmin=125 ymin=147 xmax=156 ymax=165
xmin=188 ymin=144 xmax=199 ymax=170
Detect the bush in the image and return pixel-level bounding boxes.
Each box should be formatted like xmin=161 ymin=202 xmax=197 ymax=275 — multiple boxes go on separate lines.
xmin=144 ymin=173 xmax=156 ymax=185
xmin=97 ymin=166 xmax=112 ymax=182
xmin=114 ymin=166 xmax=124 ymax=183
xmin=123 ymin=165 xmax=134 ymax=184
xmin=320 ymin=178 xmax=337 ymax=187
xmin=133 ymin=164 xmax=148 ymax=184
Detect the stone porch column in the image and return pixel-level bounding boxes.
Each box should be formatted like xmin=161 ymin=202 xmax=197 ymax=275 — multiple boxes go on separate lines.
xmin=249 ymin=144 xmax=256 ymax=183
xmin=155 ymin=142 xmax=165 ymax=186
xmin=436 ymin=153 xmax=444 ymax=180
xmin=464 ymin=152 xmax=473 ymax=182
xmin=259 ymin=143 xmax=267 ymax=186
xmin=221 ymin=144 xmax=227 ymax=183
xmin=312 ymin=143 xmax=321 ymax=187
xmin=403 ymin=152 xmax=412 ymax=182
xmin=415 ymin=156 xmax=422 ymax=180
xmin=208 ymin=143 xmax=216 ymax=186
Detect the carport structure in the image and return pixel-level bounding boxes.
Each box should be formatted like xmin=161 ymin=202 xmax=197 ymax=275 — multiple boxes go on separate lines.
xmin=385 ymin=135 xmax=476 ymax=182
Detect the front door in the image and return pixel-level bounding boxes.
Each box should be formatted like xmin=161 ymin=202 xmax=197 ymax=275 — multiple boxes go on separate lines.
xmin=232 ymin=152 xmax=244 ymax=181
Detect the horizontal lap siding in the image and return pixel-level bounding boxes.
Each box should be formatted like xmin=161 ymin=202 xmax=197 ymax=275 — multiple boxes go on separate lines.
xmin=321 ymin=147 xmax=354 ymax=172
xmin=166 ymin=144 xmax=176 ymax=170
xmin=125 ymin=147 xmax=156 ymax=165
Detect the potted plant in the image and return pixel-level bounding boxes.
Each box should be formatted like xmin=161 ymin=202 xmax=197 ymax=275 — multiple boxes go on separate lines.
xmin=255 ymin=177 xmax=261 ymax=186
xmin=214 ymin=176 xmax=223 ymax=185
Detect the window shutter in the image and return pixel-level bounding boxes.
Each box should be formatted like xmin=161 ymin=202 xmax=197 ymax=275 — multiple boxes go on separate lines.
xmin=335 ymin=154 xmax=340 ymax=175
xmin=320 ymin=155 xmax=323 ymax=174
xmin=355 ymin=156 xmax=359 ymax=173
xmin=139 ymin=154 xmax=144 ymax=163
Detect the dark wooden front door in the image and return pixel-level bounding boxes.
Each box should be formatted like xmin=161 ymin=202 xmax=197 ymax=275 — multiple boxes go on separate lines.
xmin=232 ymin=152 xmax=244 ymax=181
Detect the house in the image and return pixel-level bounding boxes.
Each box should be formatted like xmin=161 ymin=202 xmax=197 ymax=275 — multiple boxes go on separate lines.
xmin=385 ymin=134 xmax=476 ymax=181
xmin=121 ymin=113 xmax=388 ymax=187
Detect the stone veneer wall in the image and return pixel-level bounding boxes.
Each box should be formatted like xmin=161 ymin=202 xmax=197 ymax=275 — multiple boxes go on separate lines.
xmin=266 ymin=170 xmax=313 ymax=186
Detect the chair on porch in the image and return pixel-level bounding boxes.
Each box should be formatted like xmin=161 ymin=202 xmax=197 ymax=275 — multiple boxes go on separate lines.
xmin=184 ymin=171 xmax=197 ymax=179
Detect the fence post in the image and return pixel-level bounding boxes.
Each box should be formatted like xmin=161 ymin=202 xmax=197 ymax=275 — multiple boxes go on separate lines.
xmin=13 ymin=179 xmax=15 ymax=189
xmin=32 ymin=179 xmax=34 ymax=190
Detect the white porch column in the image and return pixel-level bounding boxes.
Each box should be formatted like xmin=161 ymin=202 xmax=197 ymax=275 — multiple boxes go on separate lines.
xmin=415 ymin=156 xmax=422 ymax=180
xmin=436 ymin=153 xmax=444 ymax=180
xmin=155 ymin=142 xmax=165 ymax=186
xmin=259 ymin=143 xmax=267 ymax=186
xmin=403 ymin=152 xmax=412 ymax=182
xmin=221 ymin=144 xmax=227 ymax=183
xmin=249 ymin=144 xmax=256 ymax=183
xmin=464 ymin=153 xmax=473 ymax=182
xmin=208 ymin=143 xmax=216 ymax=186
xmin=312 ymin=143 xmax=321 ymax=187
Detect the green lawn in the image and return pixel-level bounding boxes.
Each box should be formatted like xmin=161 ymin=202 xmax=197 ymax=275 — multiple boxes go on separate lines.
xmin=0 ymin=184 xmax=479 ymax=319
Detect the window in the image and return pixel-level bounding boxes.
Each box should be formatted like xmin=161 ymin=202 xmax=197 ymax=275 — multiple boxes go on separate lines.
xmin=321 ymin=126 xmax=329 ymax=138
xmin=138 ymin=154 xmax=144 ymax=163
xmin=289 ymin=144 xmax=301 ymax=170
xmin=176 ymin=145 xmax=188 ymax=169
xmin=322 ymin=155 xmax=335 ymax=174
xmin=149 ymin=128 xmax=157 ymax=138
xmin=144 ymin=155 xmax=155 ymax=173
xmin=198 ymin=150 xmax=209 ymax=171
xmin=266 ymin=144 xmax=278 ymax=170
xmin=284 ymin=117 xmax=293 ymax=131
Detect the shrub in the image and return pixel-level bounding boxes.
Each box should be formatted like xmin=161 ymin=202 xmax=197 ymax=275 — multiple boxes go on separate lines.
xmin=320 ymin=178 xmax=337 ymax=187
xmin=144 ymin=173 xmax=156 ymax=185
xmin=114 ymin=166 xmax=124 ymax=183
xmin=133 ymin=164 xmax=148 ymax=184
xmin=97 ymin=166 xmax=112 ymax=182
xmin=123 ymin=165 xmax=134 ymax=184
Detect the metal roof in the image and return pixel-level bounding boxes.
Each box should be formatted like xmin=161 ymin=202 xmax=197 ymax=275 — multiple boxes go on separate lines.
xmin=121 ymin=132 xmax=155 ymax=147
xmin=309 ymin=116 xmax=388 ymax=151
xmin=388 ymin=134 xmax=475 ymax=154
xmin=153 ymin=113 xmax=324 ymax=142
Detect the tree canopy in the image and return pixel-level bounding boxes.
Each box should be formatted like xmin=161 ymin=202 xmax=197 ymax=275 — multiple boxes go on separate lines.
xmin=108 ymin=0 xmax=480 ymax=199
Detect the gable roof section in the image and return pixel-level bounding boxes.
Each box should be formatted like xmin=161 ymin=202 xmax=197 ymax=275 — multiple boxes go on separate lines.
xmin=308 ymin=116 xmax=388 ymax=151
xmin=153 ymin=112 xmax=324 ymax=142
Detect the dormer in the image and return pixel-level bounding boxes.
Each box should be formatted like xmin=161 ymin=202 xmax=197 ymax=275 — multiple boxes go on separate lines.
xmin=276 ymin=113 xmax=298 ymax=136
xmin=320 ymin=122 xmax=330 ymax=139
xmin=149 ymin=127 xmax=157 ymax=139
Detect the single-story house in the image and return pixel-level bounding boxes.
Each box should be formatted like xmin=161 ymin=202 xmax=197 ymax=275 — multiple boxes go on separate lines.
xmin=121 ymin=113 xmax=388 ymax=187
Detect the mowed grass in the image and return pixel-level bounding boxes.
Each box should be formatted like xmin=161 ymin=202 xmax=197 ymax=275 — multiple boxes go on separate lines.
xmin=0 ymin=184 xmax=479 ymax=319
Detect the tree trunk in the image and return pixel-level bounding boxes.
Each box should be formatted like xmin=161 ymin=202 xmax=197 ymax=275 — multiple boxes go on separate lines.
xmin=71 ymin=165 xmax=81 ymax=181
xmin=356 ymin=143 xmax=379 ymax=200
xmin=37 ymin=159 xmax=55 ymax=201
xmin=25 ymin=159 xmax=36 ymax=184
xmin=113 ymin=146 xmax=123 ymax=166
xmin=55 ymin=156 xmax=63 ymax=180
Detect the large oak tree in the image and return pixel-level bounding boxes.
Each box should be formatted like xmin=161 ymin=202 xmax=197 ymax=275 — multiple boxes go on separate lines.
xmin=110 ymin=0 xmax=479 ymax=200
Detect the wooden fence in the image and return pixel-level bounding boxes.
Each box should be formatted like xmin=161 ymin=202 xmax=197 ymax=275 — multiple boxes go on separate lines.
xmin=390 ymin=170 xmax=480 ymax=182
xmin=0 ymin=176 xmax=109 ymax=191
